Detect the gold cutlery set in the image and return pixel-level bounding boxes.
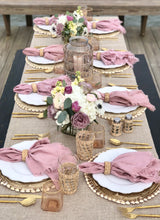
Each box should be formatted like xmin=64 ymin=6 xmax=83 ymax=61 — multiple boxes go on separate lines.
xmin=108 ymin=82 xmax=138 ymax=89
xmin=12 ymin=112 xmax=44 ymax=119
xmin=0 ymin=194 xmax=41 ymax=207
xmin=11 ymin=132 xmax=50 ymax=140
xmin=118 ymin=205 xmax=160 ymax=219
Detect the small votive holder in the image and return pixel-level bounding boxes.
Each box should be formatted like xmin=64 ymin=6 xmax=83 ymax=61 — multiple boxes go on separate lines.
xmin=81 ymin=6 xmax=93 ymax=21
xmin=41 ymin=180 xmax=63 ymax=212
xmin=58 ymin=163 xmax=79 ymax=195
xmin=88 ymin=36 xmax=100 ymax=51
xmin=76 ymin=130 xmax=95 ymax=160
xmin=88 ymin=123 xmax=105 ymax=148
xmin=86 ymin=71 xmax=102 ymax=89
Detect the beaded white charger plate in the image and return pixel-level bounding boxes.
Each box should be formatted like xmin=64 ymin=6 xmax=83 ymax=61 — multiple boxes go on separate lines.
xmin=37 ymin=24 xmax=52 ymax=31
xmin=28 ymin=56 xmax=63 ymax=65
xmin=93 ymin=148 xmax=152 ymax=194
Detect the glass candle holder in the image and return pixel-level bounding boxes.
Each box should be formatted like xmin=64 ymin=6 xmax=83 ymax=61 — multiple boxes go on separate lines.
xmin=76 ymin=130 xmax=95 ymax=160
xmin=58 ymin=163 xmax=79 ymax=195
xmin=64 ymin=36 xmax=93 ymax=80
xmin=88 ymin=123 xmax=105 ymax=148
xmin=88 ymin=35 xmax=100 ymax=51
xmin=41 ymin=180 xmax=63 ymax=212
xmin=85 ymin=71 xmax=102 ymax=89
xmin=81 ymin=6 xmax=93 ymax=21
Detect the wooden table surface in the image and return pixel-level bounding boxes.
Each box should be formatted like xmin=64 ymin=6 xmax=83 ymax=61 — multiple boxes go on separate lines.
xmin=0 ymin=16 xmax=159 ymax=220
xmin=0 ymin=0 xmax=160 ymax=15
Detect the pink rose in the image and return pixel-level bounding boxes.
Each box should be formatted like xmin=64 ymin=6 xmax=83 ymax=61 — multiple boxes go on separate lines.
xmin=86 ymin=94 xmax=97 ymax=102
xmin=53 ymin=92 xmax=65 ymax=110
xmin=56 ymin=23 xmax=64 ymax=35
xmin=72 ymin=101 xmax=81 ymax=112
xmin=47 ymin=105 xmax=57 ymax=118
xmin=65 ymin=86 xmax=72 ymax=94
xmin=71 ymin=112 xmax=90 ymax=129
xmin=67 ymin=15 xmax=73 ymax=21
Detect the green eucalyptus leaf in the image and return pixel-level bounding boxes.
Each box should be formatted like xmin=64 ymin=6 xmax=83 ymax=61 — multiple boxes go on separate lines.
xmin=54 ymin=14 xmax=58 ymax=17
xmin=43 ymin=110 xmax=48 ymax=118
xmin=57 ymin=111 xmax=67 ymax=123
xmin=79 ymin=18 xmax=84 ymax=23
xmin=47 ymin=97 xmax=53 ymax=105
xmin=62 ymin=80 xmax=66 ymax=87
xmin=64 ymin=98 xmax=72 ymax=109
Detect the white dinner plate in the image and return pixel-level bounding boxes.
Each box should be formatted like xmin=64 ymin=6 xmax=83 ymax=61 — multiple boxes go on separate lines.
xmin=37 ymin=24 xmax=52 ymax=31
xmin=89 ymin=28 xmax=116 ymax=35
xmin=93 ymin=59 xmax=123 ymax=69
xmin=28 ymin=56 xmax=63 ymax=65
xmin=18 ymin=89 xmax=47 ymax=106
xmin=93 ymin=148 xmax=152 ymax=194
xmin=0 ymin=141 xmax=48 ymax=183
xmin=97 ymin=86 xmax=138 ymax=113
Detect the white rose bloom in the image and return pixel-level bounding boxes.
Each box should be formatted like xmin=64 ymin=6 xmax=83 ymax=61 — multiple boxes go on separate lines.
xmin=57 ymin=15 xmax=67 ymax=25
xmin=55 ymin=111 xmax=70 ymax=126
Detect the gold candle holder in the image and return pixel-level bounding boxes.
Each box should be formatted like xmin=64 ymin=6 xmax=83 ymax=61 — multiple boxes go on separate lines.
xmin=58 ymin=163 xmax=79 ymax=195
xmin=76 ymin=130 xmax=95 ymax=160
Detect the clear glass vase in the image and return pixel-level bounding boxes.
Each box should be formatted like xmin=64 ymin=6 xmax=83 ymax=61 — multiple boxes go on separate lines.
xmin=61 ymin=123 xmax=78 ymax=136
xmin=64 ymin=36 xmax=93 ymax=80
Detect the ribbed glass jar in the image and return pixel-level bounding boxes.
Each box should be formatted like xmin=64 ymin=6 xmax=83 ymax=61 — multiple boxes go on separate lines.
xmin=64 ymin=36 xmax=93 ymax=80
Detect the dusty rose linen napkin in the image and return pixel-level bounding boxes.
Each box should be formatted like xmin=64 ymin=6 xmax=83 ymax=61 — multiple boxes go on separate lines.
xmin=23 ymin=45 xmax=64 ymax=61
xmin=87 ymin=18 xmax=126 ymax=34
xmin=0 ymin=138 xmax=77 ymax=185
xmin=93 ymin=50 xmax=139 ymax=68
xmin=13 ymin=75 xmax=71 ymax=96
xmin=79 ymin=151 xmax=160 ymax=183
xmin=33 ymin=16 xmax=56 ymax=25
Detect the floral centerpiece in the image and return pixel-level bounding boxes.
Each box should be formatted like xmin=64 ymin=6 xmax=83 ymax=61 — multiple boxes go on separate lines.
xmin=50 ymin=6 xmax=88 ymax=43
xmin=44 ymin=72 xmax=105 ymax=136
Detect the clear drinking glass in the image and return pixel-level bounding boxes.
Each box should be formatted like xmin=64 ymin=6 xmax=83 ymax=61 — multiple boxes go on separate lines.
xmin=41 ymin=180 xmax=63 ymax=212
xmin=88 ymin=123 xmax=105 ymax=148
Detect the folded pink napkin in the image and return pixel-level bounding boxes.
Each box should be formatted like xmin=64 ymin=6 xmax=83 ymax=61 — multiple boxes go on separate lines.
xmin=13 ymin=75 xmax=71 ymax=96
xmin=33 ymin=16 xmax=56 ymax=25
xmin=93 ymin=50 xmax=139 ymax=67
xmin=87 ymin=18 xmax=126 ymax=34
xmin=0 ymin=138 xmax=77 ymax=186
xmin=79 ymin=151 xmax=160 ymax=183
xmin=23 ymin=45 xmax=64 ymax=61
xmin=98 ymin=89 xmax=155 ymax=111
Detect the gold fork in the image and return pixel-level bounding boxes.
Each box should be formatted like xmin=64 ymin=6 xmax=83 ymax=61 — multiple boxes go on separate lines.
xmin=119 ymin=204 xmax=160 ymax=213
xmin=12 ymin=112 xmax=44 ymax=119
xmin=12 ymin=132 xmax=50 ymax=140
xmin=122 ymin=212 xmax=160 ymax=219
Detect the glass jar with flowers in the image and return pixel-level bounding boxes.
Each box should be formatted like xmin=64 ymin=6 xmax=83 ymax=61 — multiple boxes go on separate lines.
xmin=50 ymin=6 xmax=89 ymax=44
xmin=44 ymin=72 xmax=105 ymax=136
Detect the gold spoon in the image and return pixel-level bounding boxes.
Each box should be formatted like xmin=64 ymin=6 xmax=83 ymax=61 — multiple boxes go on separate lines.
xmin=119 ymin=204 xmax=160 ymax=213
xmin=106 ymin=146 xmax=152 ymax=150
xmin=0 ymin=197 xmax=36 ymax=207
xmin=13 ymin=132 xmax=50 ymax=138
xmin=12 ymin=112 xmax=44 ymax=119
xmin=110 ymin=138 xmax=149 ymax=146
xmin=122 ymin=212 xmax=160 ymax=219
xmin=108 ymin=83 xmax=137 ymax=89
xmin=0 ymin=194 xmax=41 ymax=199
xmin=24 ymin=68 xmax=53 ymax=74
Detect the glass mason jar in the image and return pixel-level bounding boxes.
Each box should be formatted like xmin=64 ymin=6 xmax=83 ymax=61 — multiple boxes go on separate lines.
xmin=64 ymin=36 xmax=93 ymax=80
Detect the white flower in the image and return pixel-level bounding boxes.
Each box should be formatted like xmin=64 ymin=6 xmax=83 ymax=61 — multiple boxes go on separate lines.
xmin=82 ymin=27 xmax=88 ymax=36
xmin=95 ymin=100 xmax=105 ymax=115
xmin=73 ymin=11 xmax=81 ymax=21
xmin=57 ymin=15 xmax=67 ymax=25
xmin=49 ymin=23 xmax=56 ymax=35
xmin=55 ymin=111 xmax=70 ymax=126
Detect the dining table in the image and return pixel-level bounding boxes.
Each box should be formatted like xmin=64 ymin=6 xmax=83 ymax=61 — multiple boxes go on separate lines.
xmin=0 ymin=16 xmax=159 ymax=220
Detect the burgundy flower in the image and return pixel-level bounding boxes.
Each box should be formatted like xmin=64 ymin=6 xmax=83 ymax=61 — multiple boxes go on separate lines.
xmin=47 ymin=105 xmax=57 ymax=118
xmin=67 ymin=15 xmax=73 ymax=21
xmin=56 ymin=23 xmax=64 ymax=35
xmin=65 ymin=86 xmax=72 ymax=94
xmin=72 ymin=101 xmax=81 ymax=112
xmin=71 ymin=112 xmax=90 ymax=129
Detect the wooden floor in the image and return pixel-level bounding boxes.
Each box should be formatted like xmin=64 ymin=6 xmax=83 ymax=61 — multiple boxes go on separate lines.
xmin=0 ymin=25 xmax=160 ymax=98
